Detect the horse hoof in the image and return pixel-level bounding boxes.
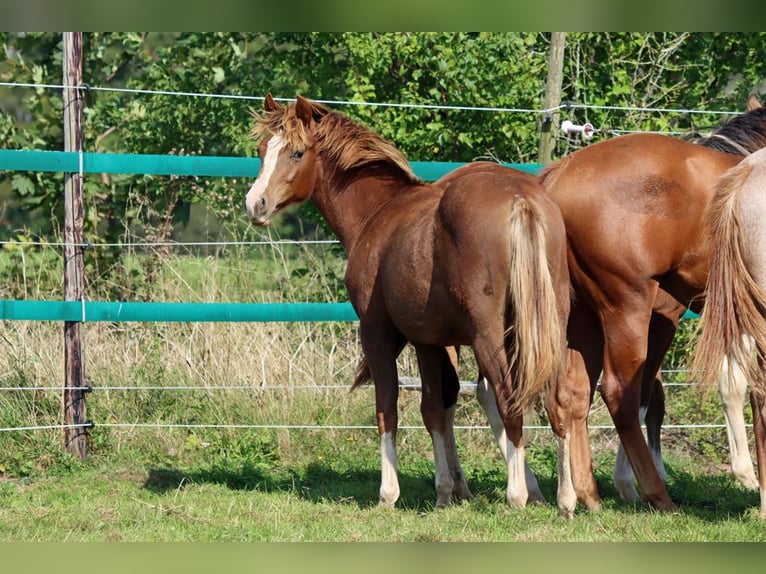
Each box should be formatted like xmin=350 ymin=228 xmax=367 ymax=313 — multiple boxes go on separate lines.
xmin=558 ymin=507 xmax=575 ymax=520
xmin=527 ymin=491 xmax=547 ymax=505
xmin=506 ymin=494 xmax=527 ymax=509
xmin=614 ymin=482 xmax=640 ymax=503
xmin=733 ymin=471 xmax=760 ymax=491
xmin=379 ymin=489 xmax=399 ymax=507
xmin=645 ymin=496 xmax=677 ymax=513
xmin=453 ymin=491 xmax=474 ymax=504
xmin=583 ymin=498 xmax=602 ymax=513
xmin=576 ymin=491 xmax=602 ymax=512
xmin=453 ymin=482 xmax=474 ymax=503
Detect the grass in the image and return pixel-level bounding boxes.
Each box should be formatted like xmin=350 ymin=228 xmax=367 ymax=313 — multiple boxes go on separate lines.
xmin=1 ymin=246 xmax=766 ymax=541
xmin=1 ymin=431 xmax=765 ymax=541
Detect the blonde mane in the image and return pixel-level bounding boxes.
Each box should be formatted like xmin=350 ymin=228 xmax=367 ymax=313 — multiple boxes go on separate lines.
xmin=251 ymin=98 xmax=422 ymax=184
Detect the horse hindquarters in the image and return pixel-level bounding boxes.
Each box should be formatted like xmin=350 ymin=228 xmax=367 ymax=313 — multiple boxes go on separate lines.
xmin=470 ymin=194 xmax=573 ymax=515
xmin=693 ymin=155 xmax=766 ymax=518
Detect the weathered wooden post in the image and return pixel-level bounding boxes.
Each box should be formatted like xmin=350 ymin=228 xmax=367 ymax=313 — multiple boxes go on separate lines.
xmin=538 ymin=32 xmax=566 ymax=165
xmin=62 ymin=32 xmax=89 ymax=458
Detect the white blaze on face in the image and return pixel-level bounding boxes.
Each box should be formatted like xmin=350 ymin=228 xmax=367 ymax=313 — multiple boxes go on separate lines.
xmin=245 ymin=134 xmax=286 ymax=222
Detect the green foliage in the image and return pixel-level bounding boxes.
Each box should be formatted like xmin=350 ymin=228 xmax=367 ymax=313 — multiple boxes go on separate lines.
xmin=5 ymin=32 xmax=766 ymax=266
xmin=338 ymin=32 xmax=548 ymax=163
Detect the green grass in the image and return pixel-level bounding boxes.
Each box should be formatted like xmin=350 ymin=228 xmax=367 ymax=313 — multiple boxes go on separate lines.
xmin=1 ymin=430 xmax=765 ymax=542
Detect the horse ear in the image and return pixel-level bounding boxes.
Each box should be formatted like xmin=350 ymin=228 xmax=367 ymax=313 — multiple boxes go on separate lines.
xmin=295 ymin=95 xmax=314 ymax=125
xmin=295 ymin=94 xmax=327 ymax=125
xmin=747 ymin=93 xmax=762 ymax=111
xmin=264 ymin=93 xmax=281 ymax=113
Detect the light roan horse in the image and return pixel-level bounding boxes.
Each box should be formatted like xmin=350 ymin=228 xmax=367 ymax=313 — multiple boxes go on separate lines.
xmin=244 ymin=94 xmax=577 ymax=517
xmin=693 ymin=145 xmax=766 ymax=519
xmin=539 ymin=94 xmax=766 ymax=512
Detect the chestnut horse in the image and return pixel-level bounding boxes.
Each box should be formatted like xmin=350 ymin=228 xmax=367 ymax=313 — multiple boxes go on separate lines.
xmin=693 ymin=145 xmax=766 ymax=518
xmin=244 ymin=94 xmax=576 ymax=516
xmin=541 ymin=94 xmax=766 ymax=511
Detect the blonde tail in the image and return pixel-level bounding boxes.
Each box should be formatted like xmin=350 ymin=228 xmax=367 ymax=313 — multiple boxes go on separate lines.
xmin=693 ymin=161 xmax=766 ymax=401
xmin=505 ymin=197 xmax=567 ymax=414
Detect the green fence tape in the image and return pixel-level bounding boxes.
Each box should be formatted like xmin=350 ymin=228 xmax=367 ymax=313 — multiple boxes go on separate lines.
xmin=0 ymin=300 xmax=359 ymax=323
xmin=0 ymin=150 xmax=542 ymax=180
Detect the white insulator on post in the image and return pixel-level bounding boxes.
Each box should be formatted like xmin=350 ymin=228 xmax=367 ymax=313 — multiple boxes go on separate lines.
xmin=561 ymin=120 xmax=595 ymax=140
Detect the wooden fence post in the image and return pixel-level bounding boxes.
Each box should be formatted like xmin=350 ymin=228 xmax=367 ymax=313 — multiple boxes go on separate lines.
xmin=62 ymin=32 xmax=89 ymax=458
xmin=538 ymin=32 xmax=566 ymax=165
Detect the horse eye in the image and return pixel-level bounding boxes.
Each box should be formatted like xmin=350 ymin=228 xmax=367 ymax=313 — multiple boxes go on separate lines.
xmin=291 ymin=150 xmax=305 ymax=161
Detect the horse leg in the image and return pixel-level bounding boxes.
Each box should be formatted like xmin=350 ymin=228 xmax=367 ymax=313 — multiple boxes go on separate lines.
xmin=564 ymin=300 xmax=603 ymax=512
xmin=644 ymin=375 xmax=667 ymax=483
xmin=472 ymin=337 xmax=528 ymax=509
xmin=541 ymin=349 xmax=581 ymax=519
xmin=475 ymin=375 xmax=545 ymax=503
xmin=750 ymin=387 xmax=766 ymax=519
xmin=360 ymin=326 xmax=406 ymax=507
xmin=414 ymin=344 xmax=472 ymax=508
xmin=720 ymin=351 xmax=759 ymax=490
xmin=599 ymin=289 xmax=676 ymax=511
xmin=442 ymin=346 xmax=473 ymax=501
xmin=614 ymin=373 xmax=665 ymax=502
xmin=643 ymin=295 xmax=685 ymax=482
xmin=613 ymin=303 xmax=679 ymax=500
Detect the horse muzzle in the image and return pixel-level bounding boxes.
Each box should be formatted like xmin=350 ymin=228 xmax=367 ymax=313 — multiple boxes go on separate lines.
xmin=245 ymin=193 xmax=272 ymax=226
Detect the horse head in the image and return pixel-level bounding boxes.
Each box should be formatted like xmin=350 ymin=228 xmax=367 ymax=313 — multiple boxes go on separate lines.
xmin=245 ymin=94 xmax=324 ymax=225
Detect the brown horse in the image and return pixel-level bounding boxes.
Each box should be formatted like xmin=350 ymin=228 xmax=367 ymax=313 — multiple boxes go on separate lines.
xmin=693 ymin=145 xmax=766 ymax=519
xmin=540 ymin=94 xmax=766 ymax=512
xmin=244 ymin=94 xmax=576 ymax=516
xmin=612 ymin=97 xmax=766 ymax=500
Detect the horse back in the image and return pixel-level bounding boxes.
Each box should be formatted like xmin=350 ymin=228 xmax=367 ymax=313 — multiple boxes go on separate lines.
xmin=541 ymin=133 xmax=741 ymax=212
xmin=540 ymin=133 xmax=742 ymax=304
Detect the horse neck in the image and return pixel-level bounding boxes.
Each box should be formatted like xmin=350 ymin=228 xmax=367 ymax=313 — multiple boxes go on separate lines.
xmin=311 ymin=166 xmax=416 ymax=251
xmin=699 ymin=110 xmax=766 ymax=156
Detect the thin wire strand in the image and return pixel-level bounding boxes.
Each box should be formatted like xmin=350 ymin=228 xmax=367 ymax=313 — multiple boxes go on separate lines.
xmin=0 ymin=80 xmax=741 ymax=117
xmin=0 ymin=422 xmax=735 ymax=433
xmin=0 ymin=239 xmax=341 ymax=249
xmin=0 ymin=379 xmax=702 ymax=392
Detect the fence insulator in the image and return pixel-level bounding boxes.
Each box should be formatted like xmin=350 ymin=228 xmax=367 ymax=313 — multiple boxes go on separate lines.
xmin=561 ymin=120 xmax=595 ymax=140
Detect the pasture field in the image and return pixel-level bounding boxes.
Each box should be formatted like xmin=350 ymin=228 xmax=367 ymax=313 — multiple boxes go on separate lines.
xmin=1 ymin=248 xmax=766 ymax=541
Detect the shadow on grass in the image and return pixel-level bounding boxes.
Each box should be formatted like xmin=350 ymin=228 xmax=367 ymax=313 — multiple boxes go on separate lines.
xmin=585 ymin=461 xmax=761 ymax=520
xmin=141 ymin=457 xmax=759 ymax=520
xmin=142 ymin=462 xmax=453 ymax=512
xmin=141 ymin=456 xmax=564 ymax=514
xmin=664 ymin=465 xmax=761 ymax=520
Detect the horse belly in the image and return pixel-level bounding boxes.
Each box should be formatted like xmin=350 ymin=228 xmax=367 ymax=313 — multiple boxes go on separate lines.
xmin=382 ymin=275 xmax=473 ymax=347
